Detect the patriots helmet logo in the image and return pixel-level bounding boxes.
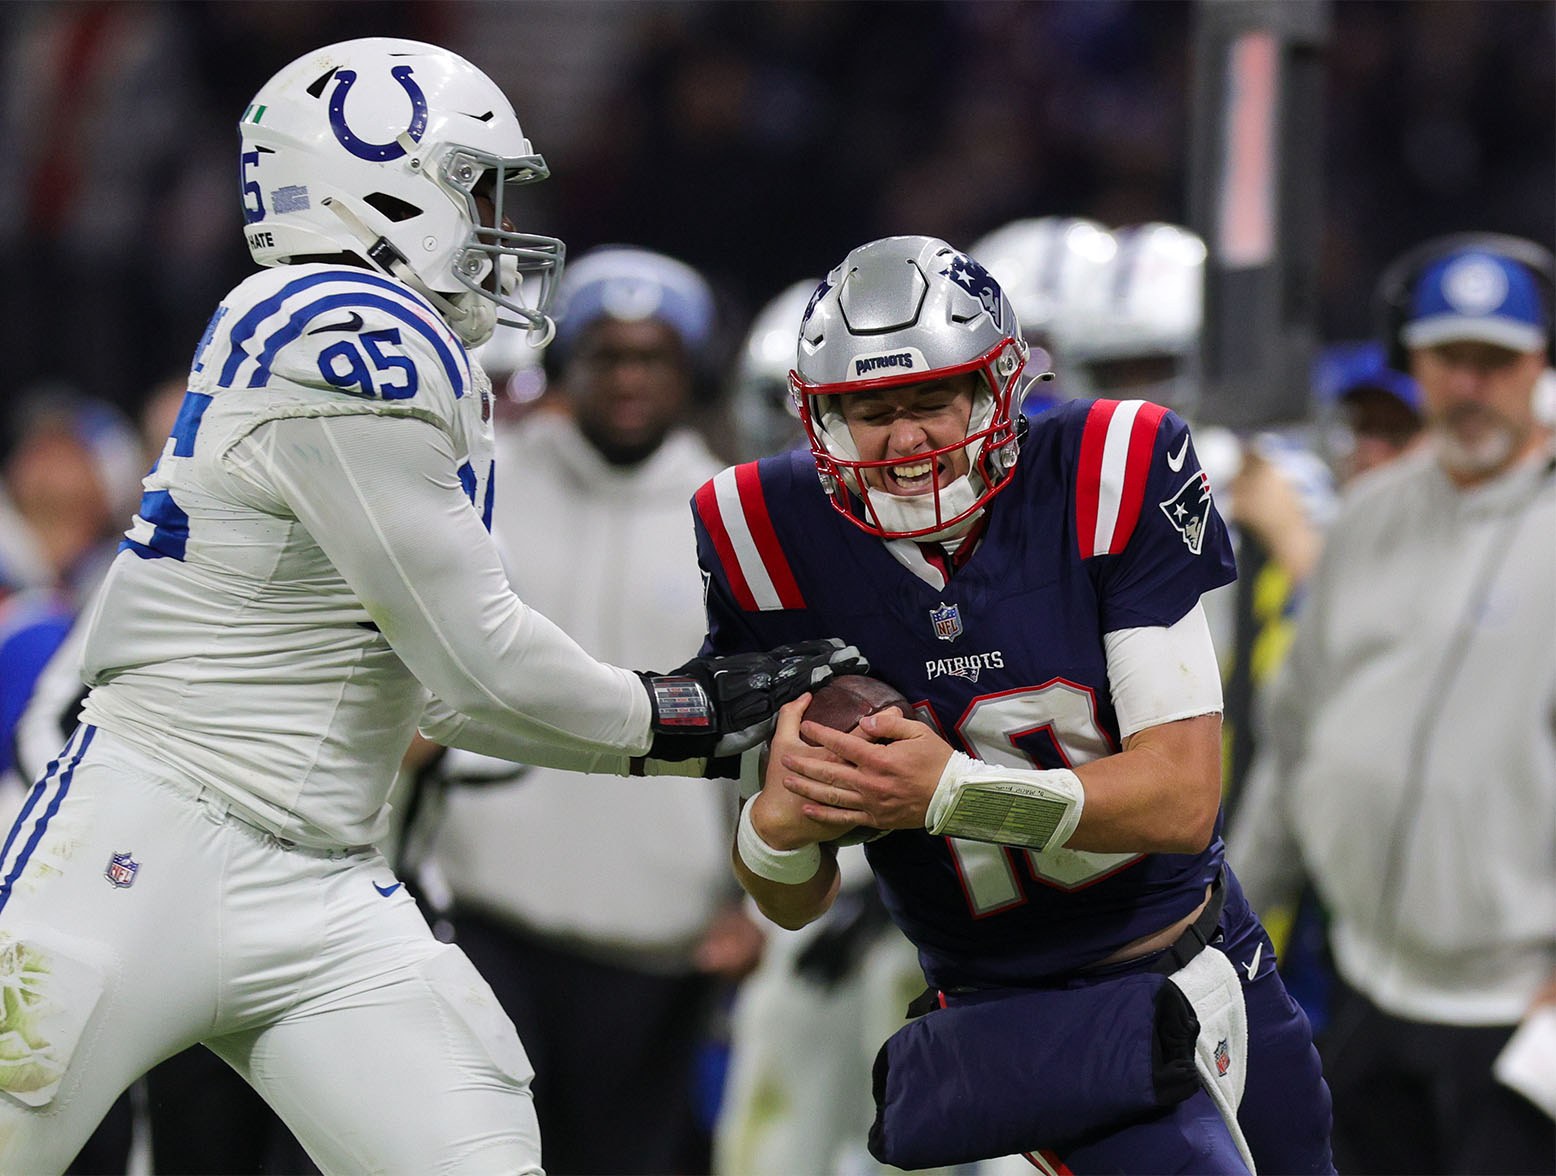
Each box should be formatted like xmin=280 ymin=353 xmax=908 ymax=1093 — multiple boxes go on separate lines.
xmin=1159 ymin=470 xmax=1213 ymax=555
xmin=941 ymin=254 xmax=1004 ymax=330
xmin=801 ymin=276 xmax=833 ymax=328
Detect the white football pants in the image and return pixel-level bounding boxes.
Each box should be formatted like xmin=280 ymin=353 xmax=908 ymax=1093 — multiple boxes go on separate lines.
xmin=0 ymin=725 xmax=542 ymax=1176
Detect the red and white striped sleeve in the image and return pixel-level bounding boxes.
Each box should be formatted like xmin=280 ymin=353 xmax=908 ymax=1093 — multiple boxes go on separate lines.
xmin=693 ymin=463 xmax=806 ymax=611
xmin=1073 ymin=398 xmax=1170 ymax=558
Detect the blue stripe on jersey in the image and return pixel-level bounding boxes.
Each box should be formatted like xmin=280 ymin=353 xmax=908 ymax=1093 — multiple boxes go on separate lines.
xmin=0 ymin=725 xmax=95 ymax=915
xmin=220 ymin=270 xmax=467 ymax=394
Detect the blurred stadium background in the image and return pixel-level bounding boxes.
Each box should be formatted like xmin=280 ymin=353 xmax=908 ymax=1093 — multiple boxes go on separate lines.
xmin=0 ymin=0 xmax=1551 ymax=436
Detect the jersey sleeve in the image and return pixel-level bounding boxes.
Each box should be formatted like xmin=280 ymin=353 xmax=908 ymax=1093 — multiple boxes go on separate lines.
xmin=191 ymin=265 xmax=473 ymax=439
xmin=690 ymin=461 xmax=806 ymax=656
xmin=1070 ymin=399 xmax=1237 ymax=633
xmin=229 ymin=410 xmax=654 ymax=756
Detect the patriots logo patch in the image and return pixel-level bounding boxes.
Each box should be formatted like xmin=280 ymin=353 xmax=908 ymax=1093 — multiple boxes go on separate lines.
xmin=105 ymin=851 xmax=140 ymax=889
xmin=1159 ymin=471 xmax=1213 ymax=555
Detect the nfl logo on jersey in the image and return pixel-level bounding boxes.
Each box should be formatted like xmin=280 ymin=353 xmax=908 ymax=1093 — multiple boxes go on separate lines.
xmin=1214 ymin=1038 xmax=1231 ymax=1077
xmin=104 ymin=851 xmax=140 ymax=889
xmin=930 ymin=602 xmax=963 ymax=642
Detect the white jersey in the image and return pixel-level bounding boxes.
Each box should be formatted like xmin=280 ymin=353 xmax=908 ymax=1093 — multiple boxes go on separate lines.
xmin=78 ymin=264 xmax=652 ymax=850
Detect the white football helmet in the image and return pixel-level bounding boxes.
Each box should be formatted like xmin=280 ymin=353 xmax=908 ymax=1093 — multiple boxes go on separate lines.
xmin=730 ymin=279 xmax=817 ymax=461
xmin=969 ymin=216 xmax=1113 ymax=416
xmin=1056 ymin=222 xmax=1205 ymax=414
xmin=238 ymin=37 xmax=564 ymax=347
xmin=792 ymin=236 xmax=1030 ymax=541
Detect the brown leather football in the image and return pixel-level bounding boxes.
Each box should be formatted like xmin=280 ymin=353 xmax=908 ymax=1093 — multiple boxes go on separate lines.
xmin=803 ymin=674 xmax=912 ymax=736
xmin=800 ymin=675 xmax=910 ymax=847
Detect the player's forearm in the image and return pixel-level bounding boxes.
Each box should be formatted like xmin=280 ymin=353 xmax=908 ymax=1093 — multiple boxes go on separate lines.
xmin=732 ymin=841 xmax=840 ymax=931
xmin=1066 ymin=713 xmax=1222 ymax=854
xmin=251 ymin=414 xmax=655 ymax=754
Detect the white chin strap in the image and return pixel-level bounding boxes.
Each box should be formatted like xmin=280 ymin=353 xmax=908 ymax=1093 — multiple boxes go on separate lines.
xmin=864 ymin=475 xmax=983 ymax=542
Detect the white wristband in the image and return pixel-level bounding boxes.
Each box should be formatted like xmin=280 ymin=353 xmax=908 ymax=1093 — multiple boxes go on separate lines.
xmin=737 ymin=801 xmax=822 ymax=885
xmin=924 ymin=751 xmax=1085 ymax=851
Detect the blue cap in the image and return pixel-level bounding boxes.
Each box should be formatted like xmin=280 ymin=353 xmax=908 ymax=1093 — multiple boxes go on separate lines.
xmin=551 ymin=246 xmax=715 ymax=359
xmin=1313 ymin=341 xmax=1421 ymax=411
xmin=1402 ymin=248 xmax=1550 ymax=354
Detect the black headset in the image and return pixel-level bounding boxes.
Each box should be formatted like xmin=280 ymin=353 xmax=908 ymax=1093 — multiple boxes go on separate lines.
xmin=1374 ymin=231 xmax=1556 ymax=373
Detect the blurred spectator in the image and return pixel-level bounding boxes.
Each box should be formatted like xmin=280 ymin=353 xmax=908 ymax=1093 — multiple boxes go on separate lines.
xmin=426 ymin=246 xmax=759 ymax=1176
xmin=1230 ymin=235 xmax=1556 ymax=1174
xmin=727 ymin=277 xmax=816 ymax=463
xmin=1313 ymin=340 xmax=1426 ymax=485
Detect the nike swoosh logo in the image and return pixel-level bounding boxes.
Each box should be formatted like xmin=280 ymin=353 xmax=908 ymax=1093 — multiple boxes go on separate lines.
xmin=1167 ymin=437 xmax=1189 ymax=472
xmin=373 ymin=880 xmax=403 ymax=897
xmin=1243 ymin=941 xmax=1263 ymax=981
xmin=307 ymin=311 xmax=365 ymax=335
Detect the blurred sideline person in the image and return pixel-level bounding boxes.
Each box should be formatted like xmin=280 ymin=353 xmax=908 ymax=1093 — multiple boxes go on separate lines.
xmin=1312 ymin=340 xmax=1426 ymax=485
xmin=1229 ymin=234 xmax=1556 ymax=1174
xmin=0 ymin=39 xmax=859 ymax=1176
xmin=729 ymin=279 xmax=820 ymax=463
xmin=969 ymin=215 xmax=1114 ymax=418
xmin=705 ymin=236 xmax=1332 ymax=1174
xmin=427 ymin=246 xmax=763 ymax=1176
xmin=1052 ymin=222 xmax=1333 ymax=804
xmin=715 ymin=276 xmax=951 ymax=1176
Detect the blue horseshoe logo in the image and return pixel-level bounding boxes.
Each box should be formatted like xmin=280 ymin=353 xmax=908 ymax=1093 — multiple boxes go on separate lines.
xmin=328 ymin=65 xmax=428 ymax=161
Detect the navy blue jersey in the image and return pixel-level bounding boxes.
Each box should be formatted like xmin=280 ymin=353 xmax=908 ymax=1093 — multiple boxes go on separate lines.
xmin=693 ymin=398 xmax=1237 ymax=989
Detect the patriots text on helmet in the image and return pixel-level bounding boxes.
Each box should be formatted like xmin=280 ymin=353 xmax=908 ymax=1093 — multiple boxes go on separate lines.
xmin=854 ymin=352 xmax=919 ymax=377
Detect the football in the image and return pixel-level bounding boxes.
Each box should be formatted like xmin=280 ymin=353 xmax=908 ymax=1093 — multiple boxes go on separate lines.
xmin=803 ymin=674 xmax=912 ymax=737
xmin=801 ymin=674 xmax=911 ymax=847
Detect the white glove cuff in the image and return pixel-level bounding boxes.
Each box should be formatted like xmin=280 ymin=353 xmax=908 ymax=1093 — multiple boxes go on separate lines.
xmin=737 ymin=801 xmax=822 ymax=885
xmin=924 ymin=751 xmax=1085 ymax=851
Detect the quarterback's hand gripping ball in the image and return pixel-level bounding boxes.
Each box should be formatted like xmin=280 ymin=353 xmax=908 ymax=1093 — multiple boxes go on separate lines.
xmin=800 ymin=673 xmax=912 ymax=845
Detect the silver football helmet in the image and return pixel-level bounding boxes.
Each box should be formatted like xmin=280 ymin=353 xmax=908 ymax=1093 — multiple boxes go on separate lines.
xmin=1056 ymin=222 xmax=1205 ymax=414
xmin=791 ymin=236 xmax=1030 ymax=540
xmin=730 ymin=279 xmax=817 ymax=461
xmin=238 ymin=37 xmax=564 ymax=347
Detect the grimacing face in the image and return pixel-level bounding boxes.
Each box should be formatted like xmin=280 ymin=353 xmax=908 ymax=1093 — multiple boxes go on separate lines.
xmin=836 ymin=373 xmax=978 ymax=497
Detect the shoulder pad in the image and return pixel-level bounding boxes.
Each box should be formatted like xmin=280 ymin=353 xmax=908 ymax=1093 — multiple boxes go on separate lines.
xmin=693 ymin=460 xmax=808 ymax=611
xmin=195 ymin=265 xmax=471 ymax=419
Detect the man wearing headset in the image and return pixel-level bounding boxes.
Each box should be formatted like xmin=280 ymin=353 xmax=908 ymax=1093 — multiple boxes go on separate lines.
xmin=1232 ymin=234 xmax=1556 ymax=1174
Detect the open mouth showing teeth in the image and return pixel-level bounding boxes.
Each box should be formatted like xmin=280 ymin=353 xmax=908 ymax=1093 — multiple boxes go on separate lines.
xmin=887 ymin=459 xmax=936 ymax=493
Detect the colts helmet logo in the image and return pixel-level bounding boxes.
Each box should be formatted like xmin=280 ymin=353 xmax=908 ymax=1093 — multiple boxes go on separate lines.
xmin=941 ymin=254 xmax=1004 ymax=331
xmin=328 ymin=65 xmax=429 ymax=162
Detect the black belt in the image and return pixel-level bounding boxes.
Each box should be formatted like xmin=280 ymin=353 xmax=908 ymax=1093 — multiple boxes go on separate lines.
xmin=1147 ymin=868 xmax=1227 ymax=975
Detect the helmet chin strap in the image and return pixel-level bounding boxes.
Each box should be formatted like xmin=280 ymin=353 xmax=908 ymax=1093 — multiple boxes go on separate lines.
xmin=865 ymin=475 xmax=984 ymax=543
xmin=321 ymin=197 xmax=504 ymax=347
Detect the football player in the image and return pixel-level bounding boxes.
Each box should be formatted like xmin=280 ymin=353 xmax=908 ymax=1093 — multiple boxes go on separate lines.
xmin=0 ymin=38 xmax=859 ymax=1176
xmin=697 ymin=236 xmax=1334 ymax=1173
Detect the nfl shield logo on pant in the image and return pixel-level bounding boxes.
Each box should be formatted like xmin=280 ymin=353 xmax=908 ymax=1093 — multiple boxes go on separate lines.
xmin=105 ymin=851 xmax=140 ymax=888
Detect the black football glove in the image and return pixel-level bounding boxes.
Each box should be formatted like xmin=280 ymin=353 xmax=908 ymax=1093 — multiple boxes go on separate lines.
xmin=639 ymin=638 xmax=868 ymax=762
